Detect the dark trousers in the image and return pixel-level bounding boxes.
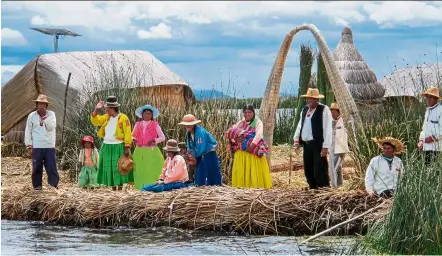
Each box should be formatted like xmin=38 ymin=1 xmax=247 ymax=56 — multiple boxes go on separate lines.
xmin=303 ymin=142 xmax=329 ymax=189
xmin=378 ymin=189 xmax=394 ymax=199
xmin=195 ymin=151 xmax=222 ymax=186
xmin=32 ymin=148 xmax=59 ymax=189
xmin=425 ymin=151 xmax=439 ymax=166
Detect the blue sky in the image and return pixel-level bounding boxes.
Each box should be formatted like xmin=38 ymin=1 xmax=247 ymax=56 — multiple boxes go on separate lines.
xmin=2 ymin=1 xmax=442 ymax=98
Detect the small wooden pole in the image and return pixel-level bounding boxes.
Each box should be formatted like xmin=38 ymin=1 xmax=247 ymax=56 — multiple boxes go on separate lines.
xmin=289 ymin=147 xmax=293 ymax=184
xmin=60 ymin=72 xmax=72 ymax=168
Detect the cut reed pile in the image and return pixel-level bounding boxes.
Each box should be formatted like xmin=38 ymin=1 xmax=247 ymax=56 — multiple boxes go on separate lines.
xmin=1 ymin=182 xmax=389 ymax=236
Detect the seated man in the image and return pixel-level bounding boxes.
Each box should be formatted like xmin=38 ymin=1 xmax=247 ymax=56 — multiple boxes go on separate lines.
xmin=142 ymin=139 xmax=194 ymax=193
xmin=365 ymin=137 xmax=405 ymax=198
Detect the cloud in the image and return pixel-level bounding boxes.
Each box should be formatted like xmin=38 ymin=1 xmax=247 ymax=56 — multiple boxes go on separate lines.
xmin=1 ymin=28 xmax=28 ymax=46
xmin=1 ymin=65 xmax=24 ymax=85
xmin=334 ymin=18 xmax=349 ymax=27
xmin=363 ymin=1 xmax=442 ymax=28
xmin=137 ymin=23 xmax=172 ymax=39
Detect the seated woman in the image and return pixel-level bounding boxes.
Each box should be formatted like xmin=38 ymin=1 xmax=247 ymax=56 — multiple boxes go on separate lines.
xmin=141 ymin=139 xmax=194 ymax=193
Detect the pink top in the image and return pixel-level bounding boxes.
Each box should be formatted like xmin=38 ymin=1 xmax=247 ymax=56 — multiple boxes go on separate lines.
xmin=132 ymin=120 xmax=165 ymax=147
xmin=160 ymin=155 xmax=189 ymax=184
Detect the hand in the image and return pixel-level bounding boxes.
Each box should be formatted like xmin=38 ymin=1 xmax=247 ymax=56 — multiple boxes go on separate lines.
xmin=417 ymin=140 xmax=424 ymax=151
xmin=320 ymin=148 xmax=328 ymax=157
xmin=124 ymin=147 xmax=130 ymax=157
xmin=245 ymin=143 xmax=256 ymax=153
xmin=95 ymin=101 xmax=105 ymax=111
xmin=28 ymin=147 xmax=33 ymax=159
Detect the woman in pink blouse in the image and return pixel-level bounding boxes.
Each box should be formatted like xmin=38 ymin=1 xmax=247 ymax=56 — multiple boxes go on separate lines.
xmin=132 ymin=105 xmax=165 ymax=190
xmin=141 ymin=139 xmax=192 ymax=192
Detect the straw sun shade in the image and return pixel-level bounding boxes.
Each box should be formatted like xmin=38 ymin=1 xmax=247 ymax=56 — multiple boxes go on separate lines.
xmin=333 ymin=27 xmax=385 ymax=103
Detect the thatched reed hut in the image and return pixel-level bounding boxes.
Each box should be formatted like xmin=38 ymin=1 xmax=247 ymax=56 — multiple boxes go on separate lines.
xmin=1 ymin=50 xmax=194 ymax=143
xmin=333 ymin=27 xmax=385 ymax=104
xmin=380 ymin=63 xmax=442 ymax=105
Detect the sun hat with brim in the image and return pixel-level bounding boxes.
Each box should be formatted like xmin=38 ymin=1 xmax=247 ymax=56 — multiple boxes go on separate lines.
xmin=117 ymin=156 xmax=133 ymax=175
xmin=421 ymin=87 xmax=441 ymax=100
xmin=80 ymin=136 xmax=95 ymax=148
xmin=163 ymin=139 xmax=180 ymax=152
xmin=32 ymin=94 xmax=50 ymax=104
xmin=104 ymin=96 xmax=121 ymax=108
xmin=330 ymin=103 xmax=340 ymax=110
xmin=372 ymin=137 xmax=405 ymax=154
xmin=135 ymin=105 xmax=160 ymax=119
xmin=178 ymin=114 xmax=201 ymax=126
xmin=300 ymin=88 xmax=325 ymax=99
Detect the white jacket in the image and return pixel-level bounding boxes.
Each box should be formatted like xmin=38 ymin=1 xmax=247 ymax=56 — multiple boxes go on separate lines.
xmin=333 ymin=117 xmax=350 ymax=154
xmin=365 ymin=155 xmax=404 ymax=195
xmin=24 ymin=110 xmax=57 ymax=148
xmin=419 ymin=103 xmax=442 ymax=151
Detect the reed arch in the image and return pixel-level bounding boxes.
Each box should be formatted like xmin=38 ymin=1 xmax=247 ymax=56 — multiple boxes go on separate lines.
xmin=258 ymin=24 xmax=365 ymax=165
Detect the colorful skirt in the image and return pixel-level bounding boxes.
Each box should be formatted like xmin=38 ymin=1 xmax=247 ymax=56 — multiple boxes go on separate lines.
xmin=232 ymin=150 xmax=272 ymax=189
xmin=195 ymin=151 xmax=222 ymax=186
xmin=141 ymin=182 xmax=194 ymax=193
xmin=97 ymin=143 xmax=134 ymax=187
xmin=133 ymin=146 xmax=164 ymax=190
xmin=78 ymin=165 xmax=98 ymax=188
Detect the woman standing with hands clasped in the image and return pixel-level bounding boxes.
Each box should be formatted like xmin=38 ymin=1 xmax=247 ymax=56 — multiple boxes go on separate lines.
xmin=132 ymin=105 xmax=166 ymax=190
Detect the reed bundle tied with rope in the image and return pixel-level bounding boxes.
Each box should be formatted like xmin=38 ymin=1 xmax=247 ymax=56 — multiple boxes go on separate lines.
xmin=1 ymin=184 xmax=389 ymax=236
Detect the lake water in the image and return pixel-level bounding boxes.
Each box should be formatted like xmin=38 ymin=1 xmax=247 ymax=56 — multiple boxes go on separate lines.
xmin=1 ymin=220 xmax=354 ymax=255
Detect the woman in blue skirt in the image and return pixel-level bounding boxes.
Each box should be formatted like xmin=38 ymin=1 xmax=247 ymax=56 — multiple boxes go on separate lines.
xmin=178 ymin=114 xmax=222 ymax=186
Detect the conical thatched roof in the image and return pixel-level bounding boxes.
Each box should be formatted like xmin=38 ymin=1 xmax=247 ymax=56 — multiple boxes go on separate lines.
xmin=380 ymin=63 xmax=442 ymax=99
xmin=333 ymin=27 xmax=385 ymax=102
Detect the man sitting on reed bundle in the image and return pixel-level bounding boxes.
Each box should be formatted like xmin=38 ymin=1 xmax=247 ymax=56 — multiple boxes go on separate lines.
xmin=417 ymin=87 xmax=442 ymax=165
xmin=365 ymin=137 xmax=405 ymax=198
xmin=293 ymin=88 xmax=333 ymax=189
xmin=24 ymin=94 xmax=59 ymax=190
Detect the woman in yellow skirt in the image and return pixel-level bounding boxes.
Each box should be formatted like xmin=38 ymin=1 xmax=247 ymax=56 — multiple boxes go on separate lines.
xmin=226 ymin=105 xmax=272 ymax=189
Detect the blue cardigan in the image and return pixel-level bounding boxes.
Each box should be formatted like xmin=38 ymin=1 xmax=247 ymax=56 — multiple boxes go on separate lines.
xmin=186 ymin=125 xmax=217 ymax=158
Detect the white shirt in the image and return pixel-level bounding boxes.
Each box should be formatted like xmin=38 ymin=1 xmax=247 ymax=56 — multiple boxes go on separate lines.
xmin=333 ymin=117 xmax=350 ymax=154
xmin=365 ymin=155 xmax=404 ymax=195
xmin=419 ymin=103 xmax=442 ymax=151
xmin=104 ymin=114 xmax=122 ymax=144
xmin=24 ymin=110 xmax=57 ymax=148
xmin=293 ymin=104 xmax=333 ymax=149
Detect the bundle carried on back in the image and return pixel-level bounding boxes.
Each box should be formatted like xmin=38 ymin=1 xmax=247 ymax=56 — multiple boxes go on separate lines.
xmin=226 ymin=126 xmax=269 ymax=157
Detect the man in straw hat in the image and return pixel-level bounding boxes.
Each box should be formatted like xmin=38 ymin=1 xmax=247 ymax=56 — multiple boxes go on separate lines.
xmin=329 ymin=103 xmax=350 ymax=188
xmin=417 ymin=87 xmax=442 ymax=165
xmin=24 ymin=94 xmax=59 ymax=190
xmin=365 ymin=137 xmax=405 ymax=198
xmin=293 ymin=88 xmax=333 ymax=189
xmin=91 ymin=96 xmax=133 ymax=190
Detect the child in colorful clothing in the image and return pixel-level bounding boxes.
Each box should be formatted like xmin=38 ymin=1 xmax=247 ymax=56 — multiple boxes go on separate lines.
xmin=178 ymin=142 xmax=196 ymax=183
xmin=78 ymin=136 xmax=100 ymax=188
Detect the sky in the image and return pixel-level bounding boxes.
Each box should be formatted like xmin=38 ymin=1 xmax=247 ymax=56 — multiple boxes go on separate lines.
xmin=1 ymin=1 xmax=442 ymax=98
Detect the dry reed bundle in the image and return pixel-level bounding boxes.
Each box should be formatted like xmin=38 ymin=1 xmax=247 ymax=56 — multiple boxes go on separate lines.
xmin=1 ymin=184 xmax=389 ymax=236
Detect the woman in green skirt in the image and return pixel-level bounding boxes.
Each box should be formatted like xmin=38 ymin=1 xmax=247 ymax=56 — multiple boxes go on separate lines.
xmin=90 ymin=96 xmax=134 ymax=190
xmin=132 ymin=105 xmax=165 ymax=190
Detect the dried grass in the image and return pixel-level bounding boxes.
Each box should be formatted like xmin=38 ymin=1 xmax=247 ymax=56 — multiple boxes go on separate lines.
xmin=1 ymin=157 xmax=388 ymax=236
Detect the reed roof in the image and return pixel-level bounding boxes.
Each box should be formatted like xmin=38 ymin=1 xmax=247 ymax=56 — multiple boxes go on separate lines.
xmin=333 ymin=27 xmax=385 ymax=102
xmin=1 ymin=50 xmax=190 ymax=135
xmin=380 ymin=63 xmax=442 ymax=98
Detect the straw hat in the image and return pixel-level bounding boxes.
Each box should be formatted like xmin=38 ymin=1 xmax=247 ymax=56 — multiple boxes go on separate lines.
xmin=372 ymin=137 xmax=405 ymax=154
xmin=178 ymin=114 xmax=201 ymax=126
xmin=163 ymin=139 xmax=180 ymax=152
xmin=300 ymin=88 xmax=325 ymax=99
xmin=421 ymin=87 xmax=441 ymax=100
xmin=104 ymin=96 xmax=121 ymax=108
xmin=32 ymin=94 xmax=50 ymax=104
xmin=117 ymin=156 xmax=133 ymax=175
xmin=330 ymin=103 xmax=340 ymax=110
xmin=135 ymin=104 xmax=160 ymax=119
xmin=80 ymin=136 xmax=95 ymax=148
